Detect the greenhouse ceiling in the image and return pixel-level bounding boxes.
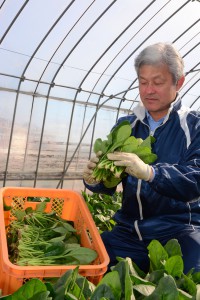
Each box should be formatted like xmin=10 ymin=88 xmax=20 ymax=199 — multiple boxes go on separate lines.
xmin=0 ymin=0 xmax=200 ymax=190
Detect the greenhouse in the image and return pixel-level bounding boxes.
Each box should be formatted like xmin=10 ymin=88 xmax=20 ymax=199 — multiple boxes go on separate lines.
xmin=1 ymin=0 xmax=200 ymax=190
xmin=0 ymin=1 xmax=200 ymax=298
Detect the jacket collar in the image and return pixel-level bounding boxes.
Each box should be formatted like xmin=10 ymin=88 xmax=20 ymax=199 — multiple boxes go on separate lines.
xmin=133 ymin=94 xmax=182 ymax=122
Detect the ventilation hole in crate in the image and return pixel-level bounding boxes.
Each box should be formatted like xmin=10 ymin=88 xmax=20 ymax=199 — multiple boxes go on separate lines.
xmin=22 ymin=277 xmax=57 ymax=286
xmin=86 ymin=229 xmax=93 ymax=244
xmin=23 ymin=278 xmax=31 ymax=285
xmin=51 ymin=198 xmax=64 ymax=216
xmin=10 ymin=196 xmax=26 ymax=217
xmin=22 ymin=277 xmax=43 ymax=285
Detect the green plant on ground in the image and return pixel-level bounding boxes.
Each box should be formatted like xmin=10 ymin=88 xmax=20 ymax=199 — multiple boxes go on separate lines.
xmin=1 ymin=238 xmax=200 ymax=299
xmin=82 ymin=191 xmax=122 ymax=233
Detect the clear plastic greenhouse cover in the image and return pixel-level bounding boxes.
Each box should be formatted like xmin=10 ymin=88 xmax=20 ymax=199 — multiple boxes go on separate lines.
xmin=0 ymin=0 xmax=199 ymax=190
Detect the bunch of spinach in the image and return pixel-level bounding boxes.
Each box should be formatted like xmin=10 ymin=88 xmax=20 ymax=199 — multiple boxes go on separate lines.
xmin=7 ymin=202 xmax=97 ymax=266
xmin=92 ymin=120 xmax=157 ymax=188
xmin=81 ymin=191 xmax=122 ymax=233
xmin=2 ymin=238 xmax=200 ymax=299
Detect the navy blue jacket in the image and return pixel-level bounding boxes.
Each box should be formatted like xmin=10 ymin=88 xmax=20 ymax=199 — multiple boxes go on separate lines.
xmin=84 ymin=96 xmax=200 ymax=240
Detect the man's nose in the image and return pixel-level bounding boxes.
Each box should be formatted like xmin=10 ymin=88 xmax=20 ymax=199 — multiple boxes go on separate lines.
xmin=145 ymin=83 xmax=155 ymax=93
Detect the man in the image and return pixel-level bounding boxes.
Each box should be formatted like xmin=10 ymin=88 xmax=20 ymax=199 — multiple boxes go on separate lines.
xmin=83 ymin=42 xmax=200 ymax=273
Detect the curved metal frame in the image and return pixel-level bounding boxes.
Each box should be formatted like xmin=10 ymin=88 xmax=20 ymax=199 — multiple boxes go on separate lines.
xmin=0 ymin=0 xmax=199 ymax=187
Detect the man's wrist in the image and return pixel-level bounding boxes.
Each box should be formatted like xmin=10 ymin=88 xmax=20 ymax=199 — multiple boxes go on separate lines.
xmin=148 ymin=166 xmax=155 ymax=182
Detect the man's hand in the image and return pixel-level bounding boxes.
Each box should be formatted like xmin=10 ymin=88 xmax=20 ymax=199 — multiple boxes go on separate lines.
xmin=107 ymin=152 xmax=153 ymax=181
xmin=83 ymin=151 xmax=102 ymax=184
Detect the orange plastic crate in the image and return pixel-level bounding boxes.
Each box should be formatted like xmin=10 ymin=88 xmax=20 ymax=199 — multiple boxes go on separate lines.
xmin=0 ymin=187 xmax=110 ymax=295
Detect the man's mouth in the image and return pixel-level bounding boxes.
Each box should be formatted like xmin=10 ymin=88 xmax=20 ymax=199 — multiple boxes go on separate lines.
xmin=145 ymin=97 xmax=158 ymax=101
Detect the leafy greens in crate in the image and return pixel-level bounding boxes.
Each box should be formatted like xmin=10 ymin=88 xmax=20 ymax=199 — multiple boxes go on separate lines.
xmin=7 ymin=202 xmax=97 ymax=266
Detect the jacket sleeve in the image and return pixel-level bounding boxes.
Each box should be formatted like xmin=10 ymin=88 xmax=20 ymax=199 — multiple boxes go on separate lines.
xmin=83 ymin=179 xmax=116 ymax=196
xmin=150 ymin=122 xmax=200 ymax=202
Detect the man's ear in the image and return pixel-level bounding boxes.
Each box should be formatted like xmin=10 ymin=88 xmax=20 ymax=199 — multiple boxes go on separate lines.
xmin=176 ymin=75 xmax=185 ymax=91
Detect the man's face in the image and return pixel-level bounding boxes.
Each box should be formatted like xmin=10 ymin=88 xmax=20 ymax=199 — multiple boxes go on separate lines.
xmin=138 ymin=64 xmax=184 ymax=120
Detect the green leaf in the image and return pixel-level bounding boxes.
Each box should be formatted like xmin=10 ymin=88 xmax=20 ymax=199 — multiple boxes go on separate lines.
xmin=96 ymin=271 xmax=121 ymax=300
xmin=5 ymin=279 xmax=47 ymax=300
xmin=76 ymin=277 xmax=93 ymax=299
xmin=35 ymin=202 xmax=47 ymax=212
xmin=140 ymin=136 xmax=152 ymax=148
xmin=137 ymin=152 xmax=157 ymax=164
xmin=164 ymin=239 xmax=182 ymax=257
xmin=12 ymin=210 xmax=26 ymax=221
xmin=147 ymin=240 xmax=168 ymax=271
xmin=48 ymin=235 xmax=66 ymax=243
xmin=25 ymin=207 xmax=34 ymax=214
xmin=64 ymin=293 xmax=79 ymax=300
xmin=146 ymin=269 xmax=166 ymax=284
xmin=126 ymin=143 xmax=157 ymax=164
xmin=54 ymin=268 xmax=81 ymax=300
xmin=56 ymin=221 xmax=77 ymax=233
xmin=120 ymin=136 xmax=139 ymax=153
xmin=44 ymin=282 xmax=55 ymax=298
xmin=65 ymin=282 xmax=87 ymax=300
xmin=67 ymin=247 xmax=97 ymax=265
xmin=165 ymin=255 xmax=184 ymax=278
xmin=111 ymin=120 xmax=132 ymax=145
xmin=196 ymin=284 xmax=200 ymax=300
xmin=52 ymin=226 xmax=69 ymax=235
xmin=28 ymin=291 xmax=52 ymax=300
xmin=81 ymin=191 xmax=122 ymax=233
xmin=3 ymin=200 xmax=11 ymax=211
xmin=192 ymin=272 xmax=200 ymax=284
xmin=106 ymin=131 xmax=113 ymax=147
xmin=93 ymin=139 xmax=109 ymax=154
xmin=66 ymin=235 xmax=79 ymax=244
xmin=44 ymin=241 xmax=65 ymax=257
xmin=106 ymin=121 xmax=132 ymax=154
xmin=92 ymin=120 xmax=157 ymax=187
xmin=178 ymin=289 xmax=193 ymax=299
xmin=103 ymin=177 xmax=122 ymax=188
xmin=133 ymin=284 xmax=155 ymax=296
xmin=145 ymin=275 xmax=179 ymax=299
xmin=177 ymin=274 xmax=197 ymax=297
xmin=133 ymin=146 xmax=152 ymax=157
xmin=130 ymin=274 xmax=155 ymax=287
xmin=90 ymin=284 xmax=115 ymax=300
xmin=112 ymin=259 xmax=134 ymax=300
xmin=93 ymin=138 xmax=103 ymax=154
xmin=130 ymin=260 xmax=146 ymax=279
xmin=53 ymin=270 xmax=74 ymax=299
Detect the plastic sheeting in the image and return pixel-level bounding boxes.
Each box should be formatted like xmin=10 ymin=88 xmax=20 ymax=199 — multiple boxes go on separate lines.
xmin=0 ymin=0 xmax=199 ymax=189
